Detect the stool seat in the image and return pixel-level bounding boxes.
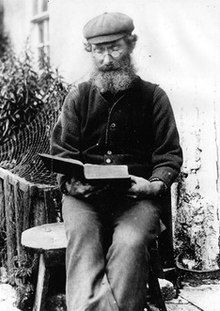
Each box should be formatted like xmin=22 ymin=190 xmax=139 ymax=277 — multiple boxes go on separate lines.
xmin=21 ymin=222 xmax=67 ymax=250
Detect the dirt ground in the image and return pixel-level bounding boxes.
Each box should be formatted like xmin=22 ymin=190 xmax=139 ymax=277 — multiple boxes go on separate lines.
xmin=0 ymin=279 xmax=220 ymax=311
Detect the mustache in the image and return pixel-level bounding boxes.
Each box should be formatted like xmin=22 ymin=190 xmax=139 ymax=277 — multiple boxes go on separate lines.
xmin=96 ymin=54 xmax=131 ymax=72
xmin=98 ymin=62 xmax=121 ymax=72
xmin=99 ymin=65 xmax=118 ymax=72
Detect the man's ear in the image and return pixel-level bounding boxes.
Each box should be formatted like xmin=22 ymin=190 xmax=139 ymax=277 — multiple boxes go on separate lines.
xmin=83 ymin=41 xmax=92 ymax=52
xmin=125 ymin=34 xmax=137 ymax=53
xmin=129 ymin=41 xmax=136 ymax=53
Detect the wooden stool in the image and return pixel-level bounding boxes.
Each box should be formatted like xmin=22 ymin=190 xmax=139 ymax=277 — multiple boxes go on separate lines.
xmin=21 ymin=223 xmax=67 ymax=311
xmin=22 ymin=222 xmax=168 ymax=311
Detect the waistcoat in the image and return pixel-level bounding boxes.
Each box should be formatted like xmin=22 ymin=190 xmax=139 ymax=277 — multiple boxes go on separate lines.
xmin=74 ymin=77 xmax=157 ymax=178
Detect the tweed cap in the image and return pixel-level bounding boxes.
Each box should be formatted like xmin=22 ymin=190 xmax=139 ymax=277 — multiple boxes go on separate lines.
xmin=83 ymin=12 xmax=134 ymax=44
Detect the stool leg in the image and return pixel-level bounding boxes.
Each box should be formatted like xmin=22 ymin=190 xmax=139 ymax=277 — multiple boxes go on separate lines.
xmin=149 ymin=272 xmax=167 ymax=311
xmin=33 ymin=253 xmax=50 ymax=311
xmin=148 ymin=243 xmax=167 ymax=311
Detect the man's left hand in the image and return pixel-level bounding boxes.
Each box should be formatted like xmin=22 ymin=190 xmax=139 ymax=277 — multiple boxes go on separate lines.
xmin=128 ymin=175 xmax=165 ymax=198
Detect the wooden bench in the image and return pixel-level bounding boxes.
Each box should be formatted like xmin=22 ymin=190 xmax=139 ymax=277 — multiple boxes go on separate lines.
xmin=21 ymin=222 xmax=169 ymax=311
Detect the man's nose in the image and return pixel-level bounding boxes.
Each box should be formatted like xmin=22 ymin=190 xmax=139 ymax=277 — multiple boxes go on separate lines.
xmin=103 ymin=53 xmax=113 ymax=65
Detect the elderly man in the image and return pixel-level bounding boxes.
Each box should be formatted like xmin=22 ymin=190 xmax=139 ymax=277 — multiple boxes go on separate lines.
xmin=51 ymin=12 xmax=183 ymax=311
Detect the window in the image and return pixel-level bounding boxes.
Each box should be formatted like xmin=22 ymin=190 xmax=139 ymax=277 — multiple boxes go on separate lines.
xmin=31 ymin=0 xmax=49 ymax=66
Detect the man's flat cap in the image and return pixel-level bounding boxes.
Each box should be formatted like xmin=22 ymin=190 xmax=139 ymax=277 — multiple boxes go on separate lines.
xmin=83 ymin=12 xmax=134 ymax=44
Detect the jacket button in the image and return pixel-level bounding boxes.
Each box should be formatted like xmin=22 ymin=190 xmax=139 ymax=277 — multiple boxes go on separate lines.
xmin=105 ymin=158 xmax=112 ymax=164
xmin=107 ymin=150 xmax=112 ymax=155
xmin=110 ymin=123 xmax=116 ymax=129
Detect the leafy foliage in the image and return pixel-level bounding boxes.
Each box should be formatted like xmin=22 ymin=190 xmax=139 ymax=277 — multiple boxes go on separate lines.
xmin=0 ymin=31 xmax=10 ymax=60
xmin=8 ymin=253 xmax=38 ymax=310
xmin=0 ymin=47 xmax=69 ymax=310
xmin=0 ymin=49 xmax=69 ymax=145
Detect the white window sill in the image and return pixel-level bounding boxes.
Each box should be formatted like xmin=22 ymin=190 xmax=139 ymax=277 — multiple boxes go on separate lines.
xmin=31 ymin=12 xmax=49 ymax=23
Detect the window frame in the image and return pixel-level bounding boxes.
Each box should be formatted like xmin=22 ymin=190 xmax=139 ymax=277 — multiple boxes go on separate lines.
xmin=31 ymin=0 xmax=50 ymax=64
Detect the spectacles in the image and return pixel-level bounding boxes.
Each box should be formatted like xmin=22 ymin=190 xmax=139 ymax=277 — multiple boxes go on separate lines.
xmin=93 ymin=46 xmax=123 ymax=58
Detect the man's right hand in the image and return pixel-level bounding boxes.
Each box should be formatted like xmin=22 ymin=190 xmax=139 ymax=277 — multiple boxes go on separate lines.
xmin=65 ymin=177 xmax=95 ymax=198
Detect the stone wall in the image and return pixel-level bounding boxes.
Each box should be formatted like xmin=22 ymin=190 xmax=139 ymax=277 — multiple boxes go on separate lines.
xmin=173 ymin=105 xmax=220 ymax=270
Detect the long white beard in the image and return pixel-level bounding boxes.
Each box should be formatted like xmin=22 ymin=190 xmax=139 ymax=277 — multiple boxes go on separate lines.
xmin=90 ymin=56 xmax=136 ymax=94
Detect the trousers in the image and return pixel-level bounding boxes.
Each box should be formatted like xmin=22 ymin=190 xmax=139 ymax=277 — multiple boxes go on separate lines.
xmin=62 ymin=191 xmax=161 ymax=311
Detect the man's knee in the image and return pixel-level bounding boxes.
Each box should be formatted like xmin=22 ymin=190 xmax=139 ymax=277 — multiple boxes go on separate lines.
xmin=112 ymin=225 xmax=151 ymax=251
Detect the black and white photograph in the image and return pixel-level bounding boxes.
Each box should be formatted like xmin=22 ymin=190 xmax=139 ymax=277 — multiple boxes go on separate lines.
xmin=0 ymin=1 xmax=219 ymax=310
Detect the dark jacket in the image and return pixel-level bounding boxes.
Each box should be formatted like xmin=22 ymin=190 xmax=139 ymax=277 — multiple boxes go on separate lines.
xmin=51 ymin=76 xmax=183 ymax=189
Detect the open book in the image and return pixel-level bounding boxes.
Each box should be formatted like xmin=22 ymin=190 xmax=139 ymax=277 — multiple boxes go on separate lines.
xmin=39 ymin=153 xmax=131 ymax=186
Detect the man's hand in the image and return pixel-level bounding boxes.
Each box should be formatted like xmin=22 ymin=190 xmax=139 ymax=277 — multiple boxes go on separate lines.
xmin=128 ymin=175 xmax=165 ymax=198
xmin=65 ymin=177 xmax=96 ymax=198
